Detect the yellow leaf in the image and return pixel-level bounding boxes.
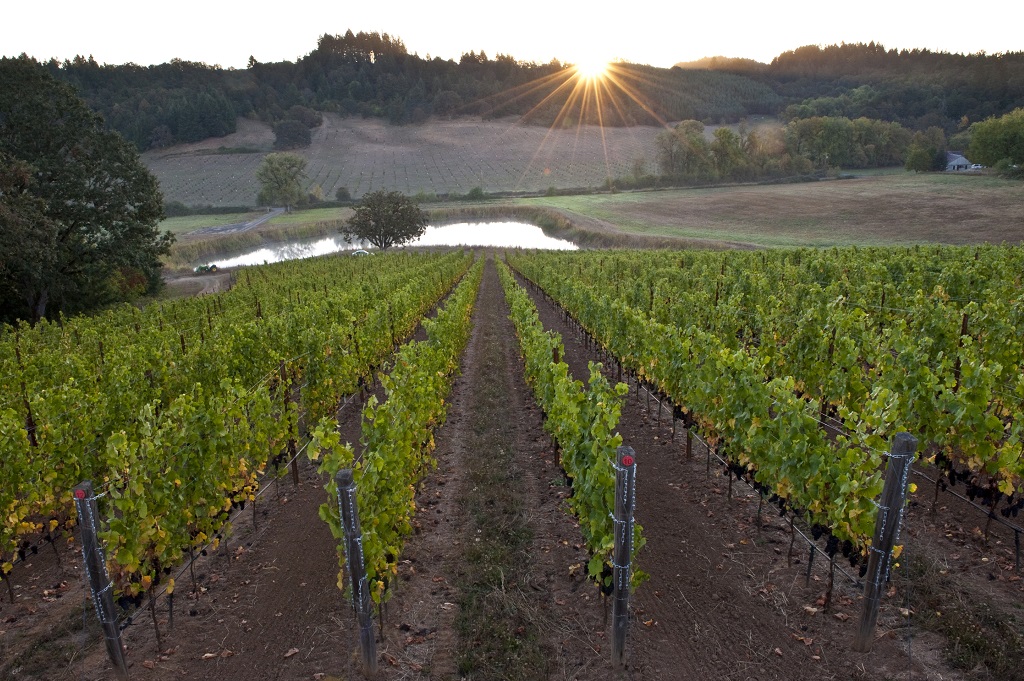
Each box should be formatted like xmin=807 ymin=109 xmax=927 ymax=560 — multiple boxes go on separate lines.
xmin=892 ymin=544 xmax=903 ymax=560
xmin=908 ymin=483 xmax=918 ymax=494
xmin=166 ymin=578 xmax=175 ymax=595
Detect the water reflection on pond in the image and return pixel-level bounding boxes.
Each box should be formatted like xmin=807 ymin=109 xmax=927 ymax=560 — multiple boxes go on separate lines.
xmin=408 ymin=222 xmax=578 ymax=250
xmin=205 ymin=221 xmax=577 ymax=268
xmin=211 ymin=236 xmax=352 ymax=269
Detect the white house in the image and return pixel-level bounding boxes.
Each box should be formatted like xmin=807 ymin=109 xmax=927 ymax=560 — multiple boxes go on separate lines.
xmin=946 ymin=151 xmax=971 ymax=171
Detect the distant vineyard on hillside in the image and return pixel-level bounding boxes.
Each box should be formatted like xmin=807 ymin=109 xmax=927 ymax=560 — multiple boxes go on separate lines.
xmin=143 ymin=114 xmax=668 ymax=206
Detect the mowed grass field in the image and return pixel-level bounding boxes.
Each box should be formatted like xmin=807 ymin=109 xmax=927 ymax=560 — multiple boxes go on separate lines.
xmin=159 ymin=212 xmax=261 ymax=235
xmin=519 ymin=172 xmax=1024 ymax=247
xmin=147 ymin=116 xmax=1024 ymax=247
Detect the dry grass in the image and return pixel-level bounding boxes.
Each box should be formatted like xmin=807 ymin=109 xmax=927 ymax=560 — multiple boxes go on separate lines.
xmin=452 ymin=259 xmax=549 ymax=679
xmin=144 ymin=116 xmax=1024 ymax=249
xmin=907 ymin=554 xmax=1024 ymax=680
xmin=144 ymin=114 xmax=665 ymax=207
xmin=525 ymin=173 xmax=1024 ymax=247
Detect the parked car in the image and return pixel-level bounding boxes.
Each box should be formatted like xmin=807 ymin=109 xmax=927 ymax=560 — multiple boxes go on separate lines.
xmin=351 ymin=249 xmax=371 ymax=256
xmin=971 ymin=164 xmax=984 ymax=169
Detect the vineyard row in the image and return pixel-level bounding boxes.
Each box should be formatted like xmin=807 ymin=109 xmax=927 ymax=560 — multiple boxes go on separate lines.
xmin=506 ymin=246 xmax=1024 ymax=560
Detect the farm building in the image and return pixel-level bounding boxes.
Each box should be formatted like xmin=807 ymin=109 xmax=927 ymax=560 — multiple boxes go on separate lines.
xmin=946 ymin=151 xmax=971 ymax=171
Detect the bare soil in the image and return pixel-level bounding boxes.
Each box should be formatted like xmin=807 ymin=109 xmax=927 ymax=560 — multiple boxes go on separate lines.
xmin=3 ymin=254 xmax=1022 ymax=680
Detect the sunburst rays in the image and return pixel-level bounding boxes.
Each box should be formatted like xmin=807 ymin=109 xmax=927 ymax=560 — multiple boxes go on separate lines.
xmin=473 ymin=61 xmax=676 ymax=189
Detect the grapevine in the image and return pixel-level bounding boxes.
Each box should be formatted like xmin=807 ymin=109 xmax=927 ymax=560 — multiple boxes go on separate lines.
xmin=507 ymin=246 xmax=1024 ymax=554
xmin=310 ymin=258 xmax=483 ymax=602
xmin=1 ymin=250 xmax=473 ymax=600
xmin=496 ymin=259 xmax=645 ymax=588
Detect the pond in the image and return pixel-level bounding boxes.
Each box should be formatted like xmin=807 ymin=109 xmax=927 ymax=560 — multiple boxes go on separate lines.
xmin=204 ymin=221 xmax=577 ymax=269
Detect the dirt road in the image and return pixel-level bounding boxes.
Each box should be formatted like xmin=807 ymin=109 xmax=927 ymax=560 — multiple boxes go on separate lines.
xmin=191 ymin=208 xmax=286 ymax=236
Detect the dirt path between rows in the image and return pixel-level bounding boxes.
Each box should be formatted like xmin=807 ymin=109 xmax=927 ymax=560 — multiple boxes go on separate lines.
xmin=366 ymin=254 xmax=615 ymax=680
xmin=515 ymin=270 xmax=962 ymax=681
xmin=3 ymin=253 xmax=982 ymax=681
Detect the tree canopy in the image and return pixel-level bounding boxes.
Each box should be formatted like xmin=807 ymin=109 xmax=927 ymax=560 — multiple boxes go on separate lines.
xmin=40 ymin=34 xmax=1024 ymax=155
xmin=0 ymin=56 xmax=170 ymax=324
xmin=646 ymin=114 xmax=922 ymax=187
xmin=344 ymin=190 xmax=427 ymax=250
xmin=969 ymin=108 xmax=1024 ymax=168
xmin=255 ymin=152 xmax=307 ymax=208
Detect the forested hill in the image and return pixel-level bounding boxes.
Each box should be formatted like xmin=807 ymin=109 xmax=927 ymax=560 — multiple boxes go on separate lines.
xmin=43 ymin=32 xmax=1024 ymax=152
xmin=46 ymin=30 xmax=781 ymax=151
xmin=678 ymin=43 xmax=1024 ymax=131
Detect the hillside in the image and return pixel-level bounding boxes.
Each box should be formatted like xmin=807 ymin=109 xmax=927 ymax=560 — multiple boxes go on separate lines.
xmin=143 ymin=113 xmax=673 ymax=206
xmin=44 ymin=34 xmax=1024 ymax=156
xmin=49 ymin=32 xmax=781 ymax=153
xmin=683 ymin=43 xmax=1024 ymax=130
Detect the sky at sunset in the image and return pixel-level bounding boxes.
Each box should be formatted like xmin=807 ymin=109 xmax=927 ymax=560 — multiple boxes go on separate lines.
xmin=3 ymin=0 xmax=1020 ymax=69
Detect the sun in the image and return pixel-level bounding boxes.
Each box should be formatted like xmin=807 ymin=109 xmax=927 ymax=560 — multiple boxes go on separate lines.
xmin=573 ymin=57 xmax=611 ymax=81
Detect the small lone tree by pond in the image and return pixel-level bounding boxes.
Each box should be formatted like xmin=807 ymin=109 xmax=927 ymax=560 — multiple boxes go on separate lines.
xmin=344 ymin=190 xmax=428 ymax=250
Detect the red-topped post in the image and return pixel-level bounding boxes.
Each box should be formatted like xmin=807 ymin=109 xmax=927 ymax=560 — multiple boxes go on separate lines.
xmin=611 ymin=446 xmax=637 ymax=668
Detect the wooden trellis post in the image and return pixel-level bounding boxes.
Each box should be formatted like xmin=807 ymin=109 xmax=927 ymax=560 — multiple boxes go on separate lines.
xmin=611 ymin=446 xmax=637 ymax=668
xmin=853 ymin=433 xmax=917 ymax=652
xmin=335 ymin=470 xmax=378 ymax=677
xmin=74 ymin=481 xmax=130 ymax=681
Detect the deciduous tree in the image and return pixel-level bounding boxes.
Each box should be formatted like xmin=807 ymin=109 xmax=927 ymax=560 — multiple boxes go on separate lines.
xmin=256 ymin=152 xmax=307 ymax=209
xmin=969 ymin=108 xmax=1024 ymax=168
xmin=656 ymin=120 xmax=713 ymax=179
xmin=711 ymin=127 xmax=746 ymax=178
xmin=344 ymin=190 xmax=427 ymax=250
xmin=904 ymin=144 xmax=935 ymax=172
xmin=0 ymin=56 xmax=170 ymax=323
